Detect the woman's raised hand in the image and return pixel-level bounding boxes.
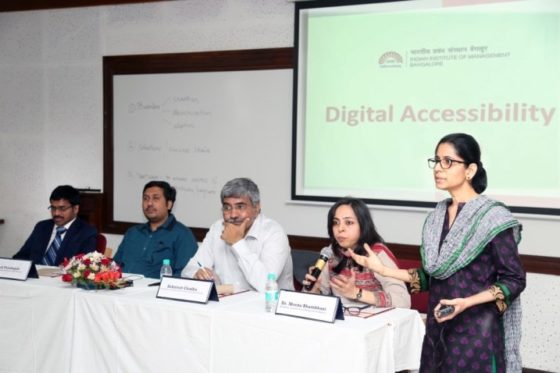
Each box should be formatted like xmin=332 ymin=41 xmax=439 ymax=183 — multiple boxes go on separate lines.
xmin=349 ymin=243 xmax=385 ymax=275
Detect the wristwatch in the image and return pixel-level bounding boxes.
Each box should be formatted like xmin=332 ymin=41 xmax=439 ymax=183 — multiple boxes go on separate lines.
xmin=355 ymin=288 xmax=363 ymax=300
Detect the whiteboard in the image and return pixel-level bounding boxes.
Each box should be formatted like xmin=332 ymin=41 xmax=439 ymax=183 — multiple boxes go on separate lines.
xmin=112 ymin=68 xmax=293 ymax=228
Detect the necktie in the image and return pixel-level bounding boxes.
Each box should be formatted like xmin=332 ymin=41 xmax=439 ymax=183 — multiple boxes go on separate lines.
xmin=43 ymin=226 xmax=67 ymax=266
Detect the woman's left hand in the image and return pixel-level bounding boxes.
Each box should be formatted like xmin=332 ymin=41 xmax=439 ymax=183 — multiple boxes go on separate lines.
xmin=329 ymin=270 xmax=357 ymax=299
xmin=434 ymin=298 xmax=466 ymax=323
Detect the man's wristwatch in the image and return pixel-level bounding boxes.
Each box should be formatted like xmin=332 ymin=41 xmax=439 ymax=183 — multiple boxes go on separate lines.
xmin=355 ymin=288 xmax=363 ymax=300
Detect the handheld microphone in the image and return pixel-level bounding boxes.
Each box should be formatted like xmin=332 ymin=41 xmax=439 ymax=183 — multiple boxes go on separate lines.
xmin=304 ymin=254 xmax=329 ymax=291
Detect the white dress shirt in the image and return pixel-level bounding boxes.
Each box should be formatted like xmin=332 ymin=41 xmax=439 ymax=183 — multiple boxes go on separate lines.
xmin=182 ymin=214 xmax=294 ymax=292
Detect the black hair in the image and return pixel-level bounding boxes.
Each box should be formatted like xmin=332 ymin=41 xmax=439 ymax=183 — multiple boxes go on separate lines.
xmin=436 ymin=133 xmax=488 ymax=194
xmin=50 ymin=185 xmax=80 ymax=205
xmin=143 ymin=180 xmax=177 ymax=211
xmin=327 ymin=197 xmax=384 ymax=273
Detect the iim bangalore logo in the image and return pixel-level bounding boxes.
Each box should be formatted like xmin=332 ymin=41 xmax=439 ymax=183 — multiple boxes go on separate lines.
xmin=378 ymin=51 xmax=403 ymax=68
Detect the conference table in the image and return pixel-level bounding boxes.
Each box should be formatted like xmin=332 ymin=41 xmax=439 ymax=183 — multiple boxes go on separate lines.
xmin=0 ymin=271 xmax=425 ymax=373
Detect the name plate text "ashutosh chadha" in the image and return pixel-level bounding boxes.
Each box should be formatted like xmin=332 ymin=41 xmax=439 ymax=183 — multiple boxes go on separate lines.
xmin=156 ymin=277 xmax=218 ymax=304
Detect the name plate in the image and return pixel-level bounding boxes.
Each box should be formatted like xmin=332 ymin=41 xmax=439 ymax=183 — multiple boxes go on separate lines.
xmin=0 ymin=258 xmax=38 ymax=280
xmin=156 ymin=276 xmax=219 ymax=304
xmin=275 ymin=290 xmax=344 ymax=323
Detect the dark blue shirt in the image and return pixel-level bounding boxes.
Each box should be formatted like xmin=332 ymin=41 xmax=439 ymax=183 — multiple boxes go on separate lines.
xmin=114 ymin=214 xmax=198 ymax=279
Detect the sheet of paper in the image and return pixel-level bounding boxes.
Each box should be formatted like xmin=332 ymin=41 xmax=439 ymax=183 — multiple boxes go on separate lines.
xmin=38 ymin=267 xmax=64 ymax=277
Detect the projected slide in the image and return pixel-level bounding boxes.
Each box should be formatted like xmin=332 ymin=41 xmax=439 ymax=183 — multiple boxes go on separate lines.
xmin=293 ymin=0 xmax=560 ymax=213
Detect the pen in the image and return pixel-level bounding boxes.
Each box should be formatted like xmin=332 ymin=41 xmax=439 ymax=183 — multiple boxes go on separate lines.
xmin=364 ymin=307 xmax=395 ymax=319
xmin=197 ymin=261 xmax=213 ymax=280
xmin=219 ymin=289 xmax=250 ymax=298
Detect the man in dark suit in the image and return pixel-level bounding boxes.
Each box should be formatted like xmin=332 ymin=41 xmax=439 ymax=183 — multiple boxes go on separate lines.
xmin=13 ymin=185 xmax=98 ymax=266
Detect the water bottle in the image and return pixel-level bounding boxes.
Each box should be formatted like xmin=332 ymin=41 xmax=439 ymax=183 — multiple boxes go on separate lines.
xmin=265 ymin=272 xmax=279 ymax=313
xmin=160 ymin=258 xmax=173 ymax=280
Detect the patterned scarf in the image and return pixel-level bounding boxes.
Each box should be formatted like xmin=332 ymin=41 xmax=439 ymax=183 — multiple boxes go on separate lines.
xmin=421 ymin=195 xmax=523 ymax=373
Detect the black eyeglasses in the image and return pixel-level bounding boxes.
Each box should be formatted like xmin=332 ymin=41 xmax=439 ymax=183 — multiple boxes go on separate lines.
xmin=221 ymin=203 xmax=249 ymax=213
xmin=48 ymin=205 xmax=72 ymax=212
xmin=343 ymin=304 xmax=371 ymax=316
xmin=427 ymin=157 xmax=466 ymax=169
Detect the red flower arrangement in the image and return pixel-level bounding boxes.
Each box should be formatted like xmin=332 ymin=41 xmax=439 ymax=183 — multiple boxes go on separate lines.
xmin=62 ymin=251 xmax=128 ymax=289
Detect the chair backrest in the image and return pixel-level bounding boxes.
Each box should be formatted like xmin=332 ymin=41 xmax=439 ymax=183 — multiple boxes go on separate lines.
xmin=291 ymin=249 xmax=321 ymax=291
xmin=96 ymin=233 xmax=107 ymax=255
xmin=398 ymin=258 xmax=429 ymax=314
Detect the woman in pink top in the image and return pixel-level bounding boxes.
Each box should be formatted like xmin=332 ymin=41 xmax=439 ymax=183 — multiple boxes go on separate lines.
xmin=302 ymin=197 xmax=410 ymax=309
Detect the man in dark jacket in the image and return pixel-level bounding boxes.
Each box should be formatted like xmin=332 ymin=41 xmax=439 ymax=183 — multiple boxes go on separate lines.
xmin=13 ymin=185 xmax=97 ymax=266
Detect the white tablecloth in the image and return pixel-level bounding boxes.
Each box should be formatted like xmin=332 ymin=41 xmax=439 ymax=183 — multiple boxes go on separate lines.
xmin=0 ymin=274 xmax=425 ymax=373
xmin=0 ymin=276 xmax=75 ymax=373
xmin=210 ymin=296 xmax=424 ymax=373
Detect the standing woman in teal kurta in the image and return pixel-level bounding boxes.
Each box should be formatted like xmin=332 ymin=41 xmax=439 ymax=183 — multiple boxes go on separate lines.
xmin=350 ymin=133 xmax=526 ymax=372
